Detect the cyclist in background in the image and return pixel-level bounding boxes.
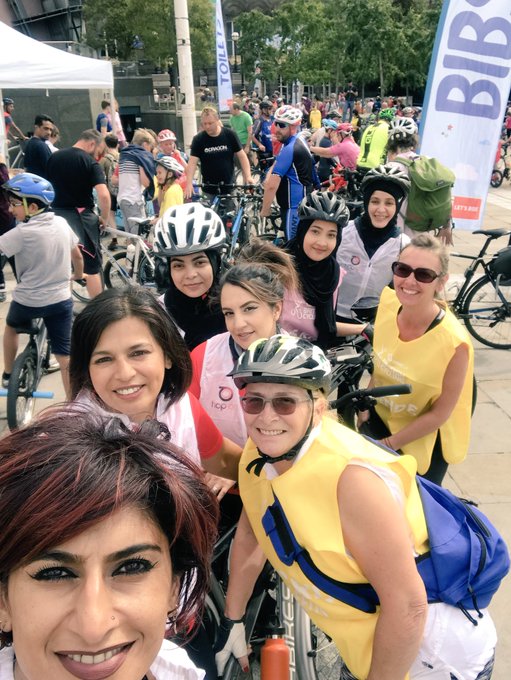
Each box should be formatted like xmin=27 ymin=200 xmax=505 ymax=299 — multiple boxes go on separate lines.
xmin=0 ymin=173 xmax=84 ymax=398
xmin=387 ymin=117 xmax=453 ymax=245
xmin=252 ymin=100 xmax=274 ymax=172
xmin=156 ymin=129 xmax=188 ymax=189
xmin=359 ymin=233 xmax=474 ymax=486
xmin=260 ymin=105 xmax=314 ymax=241
xmin=0 ymin=153 xmax=16 ymax=302
xmin=310 ymin=121 xmax=360 ymax=171
xmin=154 ymin=202 xmax=227 ymax=350
xmin=216 ymin=334 xmax=496 ymax=680
xmin=357 ymin=108 xmax=394 ymax=173
xmin=313 ymin=119 xmax=338 ymax=184
xmin=2 ymin=98 xmax=26 ymax=143
xmin=154 ymin=156 xmax=184 ymax=219
xmin=336 ymin=164 xmax=411 ymax=323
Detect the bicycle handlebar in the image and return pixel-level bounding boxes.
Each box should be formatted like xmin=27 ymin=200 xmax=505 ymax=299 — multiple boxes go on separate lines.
xmin=329 ymin=384 xmax=411 ymax=411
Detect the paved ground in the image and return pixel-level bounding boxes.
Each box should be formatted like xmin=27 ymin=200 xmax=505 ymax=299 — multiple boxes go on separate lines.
xmin=0 ymin=184 xmax=510 ymax=678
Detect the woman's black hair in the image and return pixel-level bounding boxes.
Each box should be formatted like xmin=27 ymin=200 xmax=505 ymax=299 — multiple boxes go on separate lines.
xmin=69 ymin=286 xmax=192 ymax=402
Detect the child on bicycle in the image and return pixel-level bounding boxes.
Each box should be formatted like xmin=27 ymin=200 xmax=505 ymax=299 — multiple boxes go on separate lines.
xmin=153 ymin=155 xmax=184 ymax=220
xmin=0 ymin=173 xmax=84 ymax=399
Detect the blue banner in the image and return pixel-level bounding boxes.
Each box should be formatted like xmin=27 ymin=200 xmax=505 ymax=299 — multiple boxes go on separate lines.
xmin=215 ymin=0 xmax=233 ymax=113
xmin=419 ymin=0 xmax=511 ymax=230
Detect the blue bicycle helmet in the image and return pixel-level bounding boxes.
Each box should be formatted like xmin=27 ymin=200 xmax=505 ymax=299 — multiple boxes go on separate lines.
xmin=3 ymin=173 xmax=55 ymax=206
xmin=322 ymin=118 xmax=338 ymax=130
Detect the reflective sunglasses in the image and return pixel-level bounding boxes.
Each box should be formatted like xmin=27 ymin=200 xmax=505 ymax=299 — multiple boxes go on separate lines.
xmin=240 ymin=395 xmax=311 ymax=415
xmin=391 ymin=261 xmax=442 ymax=284
xmin=274 ymin=121 xmax=289 ymax=129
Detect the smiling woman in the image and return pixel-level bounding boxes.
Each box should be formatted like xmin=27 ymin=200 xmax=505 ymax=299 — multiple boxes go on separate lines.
xmin=0 ymin=409 xmax=218 ymax=680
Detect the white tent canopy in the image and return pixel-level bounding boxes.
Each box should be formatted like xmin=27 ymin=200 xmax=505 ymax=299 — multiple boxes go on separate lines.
xmin=0 ymin=21 xmax=113 ymax=90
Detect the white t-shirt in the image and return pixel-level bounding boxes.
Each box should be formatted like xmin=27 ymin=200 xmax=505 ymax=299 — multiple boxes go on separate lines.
xmin=0 ymin=639 xmax=205 ymax=679
xmin=0 ymin=211 xmax=78 ymax=306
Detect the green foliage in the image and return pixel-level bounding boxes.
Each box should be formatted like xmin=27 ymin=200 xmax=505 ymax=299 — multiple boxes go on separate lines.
xmin=83 ymin=0 xmax=214 ymax=69
xmin=231 ymin=0 xmax=442 ymax=95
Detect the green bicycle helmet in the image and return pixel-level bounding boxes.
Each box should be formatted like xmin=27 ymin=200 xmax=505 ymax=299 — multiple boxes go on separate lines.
xmin=379 ymin=108 xmax=395 ymax=122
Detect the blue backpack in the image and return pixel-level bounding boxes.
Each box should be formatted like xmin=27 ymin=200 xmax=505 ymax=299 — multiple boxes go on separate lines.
xmin=262 ymin=475 xmax=509 ymax=624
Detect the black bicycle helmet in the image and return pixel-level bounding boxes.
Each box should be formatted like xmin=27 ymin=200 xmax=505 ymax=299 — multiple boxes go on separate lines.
xmin=298 ymin=190 xmax=350 ymax=228
xmin=3 ymin=97 xmax=14 ymax=106
xmin=229 ymin=335 xmax=332 ymax=393
xmin=154 ymin=203 xmax=226 ymax=258
xmin=360 ymin=164 xmax=411 ymax=195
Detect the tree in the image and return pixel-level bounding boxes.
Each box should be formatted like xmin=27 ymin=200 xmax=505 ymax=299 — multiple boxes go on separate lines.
xmin=83 ymin=0 xmax=214 ymax=69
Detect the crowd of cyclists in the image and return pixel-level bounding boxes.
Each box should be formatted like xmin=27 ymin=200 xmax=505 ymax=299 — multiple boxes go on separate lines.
xmin=0 ymin=87 xmax=504 ymax=680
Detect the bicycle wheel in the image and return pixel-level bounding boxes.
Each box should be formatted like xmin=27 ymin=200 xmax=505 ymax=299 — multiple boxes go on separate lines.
xmin=6 ymin=348 xmax=38 ymax=429
xmin=103 ymin=251 xmax=133 ymax=288
xmin=490 ymin=169 xmax=503 ymax=188
xmin=294 ymin=603 xmax=343 ymax=680
xmin=462 ymin=275 xmax=511 ymax=349
xmin=72 ymin=279 xmax=92 ymax=304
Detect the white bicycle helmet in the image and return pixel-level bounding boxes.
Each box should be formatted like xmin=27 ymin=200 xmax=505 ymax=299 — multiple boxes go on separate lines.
xmin=361 ymin=164 xmax=411 ymax=194
xmin=274 ymin=105 xmax=302 ymax=126
xmin=229 ymin=335 xmax=332 ymax=393
xmin=388 ymin=117 xmax=418 ymax=141
xmin=154 ymin=203 xmax=226 ymax=258
xmin=157 ymin=129 xmax=177 ymax=143
xmin=156 ymin=155 xmax=184 ymax=177
xmin=298 ymin=190 xmax=350 ymax=228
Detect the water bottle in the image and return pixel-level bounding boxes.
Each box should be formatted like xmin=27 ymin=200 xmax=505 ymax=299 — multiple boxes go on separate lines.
xmin=260 ymin=626 xmax=290 ymax=680
xmin=126 ymin=243 xmax=136 ymax=276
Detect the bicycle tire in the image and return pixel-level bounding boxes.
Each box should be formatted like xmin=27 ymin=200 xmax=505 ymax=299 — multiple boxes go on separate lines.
xmin=294 ymin=603 xmax=343 ymax=680
xmin=71 ymin=279 xmax=92 ymax=304
xmin=6 ymin=348 xmax=38 ymax=429
xmin=462 ymin=274 xmax=511 ymax=349
xmin=490 ymin=169 xmax=503 ymax=188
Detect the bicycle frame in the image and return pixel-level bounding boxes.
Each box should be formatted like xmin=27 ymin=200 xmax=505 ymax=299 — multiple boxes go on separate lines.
xmin=102 ymin=226 xmax=156 ymax=284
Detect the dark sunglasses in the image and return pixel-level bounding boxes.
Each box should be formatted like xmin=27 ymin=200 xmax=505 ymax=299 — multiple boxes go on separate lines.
xmin=391 ymin=261 xmax=442 ymax=284
xmin=274 ymin=121 xmax=289 ymax=129
xmin=240 ymin=395 xmax=311 ymax=415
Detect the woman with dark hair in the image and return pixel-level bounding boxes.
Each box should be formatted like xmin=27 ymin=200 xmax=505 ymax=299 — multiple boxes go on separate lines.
xmin=0 ymin=409 xmax=218 ymax=680
xmin=282 ymin=191 xmax=371 ymax=348
xmin=70 ymin=286 xmax=241 ymax=487
xmin=153 ymin=203 xmax=227 ymax=351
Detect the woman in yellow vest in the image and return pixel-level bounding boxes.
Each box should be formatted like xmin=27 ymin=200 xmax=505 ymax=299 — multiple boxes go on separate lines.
xmin=359 ymin=233 xmax=474 ymax=485
xmin=214 ymin=335 xmax=495 ymax=680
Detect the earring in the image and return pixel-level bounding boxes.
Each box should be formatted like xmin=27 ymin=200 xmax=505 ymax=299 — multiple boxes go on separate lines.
xmin=166 ymin=608 xmax=177 ymax=626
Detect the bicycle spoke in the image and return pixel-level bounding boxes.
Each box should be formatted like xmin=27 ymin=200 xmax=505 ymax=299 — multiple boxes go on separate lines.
xmin=463 ymin=276 xmax=511 ymax=349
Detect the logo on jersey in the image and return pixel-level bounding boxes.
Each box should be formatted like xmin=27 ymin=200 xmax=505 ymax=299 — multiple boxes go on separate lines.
xmin=351 ymin=255 xmax=361 ymax=266
xmin=219 ymin=386 xmax=234 ymax=402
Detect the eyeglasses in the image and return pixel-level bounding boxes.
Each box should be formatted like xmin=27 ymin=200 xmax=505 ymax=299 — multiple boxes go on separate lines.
xmin=240 ymin=395 xmax=311 ymax=415
xmin=8 ymin=199 xmax=23 ymax=207
xmin=391 ymin=261 xmax=443 ymax=284
xmin=274 ymin=121 xmax=289 ymax=129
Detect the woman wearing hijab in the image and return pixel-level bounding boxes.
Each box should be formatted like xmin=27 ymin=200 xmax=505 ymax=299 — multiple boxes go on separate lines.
xmin=335 ymin=164 xmax=411 ymax=323
xmin=280 ymin=191 xmax=371 ymax=349
xmin=154 ymin=203 xmax=227 ymax=351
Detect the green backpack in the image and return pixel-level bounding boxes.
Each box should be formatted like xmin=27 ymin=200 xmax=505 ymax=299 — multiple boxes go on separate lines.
xmin=396 ymin=155 xmax=455 ymax=232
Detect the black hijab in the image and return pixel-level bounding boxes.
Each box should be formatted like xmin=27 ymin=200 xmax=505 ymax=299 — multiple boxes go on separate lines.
xmin=357 ymin=180 xmax=405 ymax=259
xmin=287 ymin=219 xmax=342 ymax=348
xmin=163 ymin=250 xmax=226 ymax=351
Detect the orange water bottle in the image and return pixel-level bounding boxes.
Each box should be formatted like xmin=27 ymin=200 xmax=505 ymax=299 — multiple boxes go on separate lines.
xmin=260 ymin=626 xmax=290 ymax=680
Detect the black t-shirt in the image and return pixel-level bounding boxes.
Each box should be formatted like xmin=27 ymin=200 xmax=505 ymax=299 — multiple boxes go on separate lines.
xmin=47 ymin=147 xmax=106 ymax=209
xmin=23 ymin=136 xmax=52 ymax=179
xmin=190 ymin=127 xmax=242 ymax=192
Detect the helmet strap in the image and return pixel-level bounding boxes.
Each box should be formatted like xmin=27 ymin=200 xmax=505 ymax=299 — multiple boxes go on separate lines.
xmin=21 ymin=197 xmax=47 ymax=223
xmin=246 ymin=390 xmax=315 ymax=477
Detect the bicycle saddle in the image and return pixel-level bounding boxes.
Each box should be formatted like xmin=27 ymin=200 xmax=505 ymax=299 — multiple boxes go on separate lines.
xmin=473 ymin=229 xmax=510 ymax=238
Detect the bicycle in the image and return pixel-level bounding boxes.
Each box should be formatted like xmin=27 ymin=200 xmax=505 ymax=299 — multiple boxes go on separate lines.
xmin=2 ymin=318 xmax=54 ymax=429
xmin=490 ymin=165 xmax=510 ymax=188
xmin=102 ymin=222 xmax=158 ymax=290
xmin=449 ymin=228 xmax=511 ymax=349
xmin=7 ymin=138 xmax=25 ymax=169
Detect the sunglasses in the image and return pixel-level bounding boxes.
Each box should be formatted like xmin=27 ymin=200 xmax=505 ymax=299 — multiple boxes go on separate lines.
xmin=240 ymin=395 xmax=311 ymax=415
xmin=275 ymin=121 xmax=289 ymax=129
xmin=391 ymin=261 xmax=442 ymax=284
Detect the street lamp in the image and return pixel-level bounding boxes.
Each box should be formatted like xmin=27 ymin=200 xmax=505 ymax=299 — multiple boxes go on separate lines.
xmin=232 ymin=31 xmax=239 ymax=74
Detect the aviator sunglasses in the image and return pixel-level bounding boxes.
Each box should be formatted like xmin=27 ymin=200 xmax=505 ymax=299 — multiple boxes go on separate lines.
xmin=391 ymin=261 xmax=443 ymax=284
xmin=240 ymin=395 xmax=311 ymax=415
